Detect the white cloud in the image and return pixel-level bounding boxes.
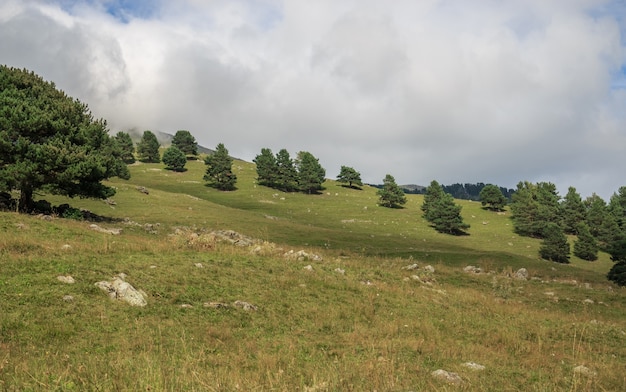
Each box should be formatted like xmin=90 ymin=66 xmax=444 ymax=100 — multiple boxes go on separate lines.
xmin=1 ymin=0 xmax=625 ymax=199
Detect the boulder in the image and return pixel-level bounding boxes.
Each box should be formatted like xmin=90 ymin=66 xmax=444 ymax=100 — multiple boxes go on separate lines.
xmin=95 ymin=275 xmax=147 ymax=307
xmin=57 ymin=275 xmax=75 ymax=284
xmin=464 ymin=265 xmax=482 ymax=274
xmin=431 ymin=369 xmax=462 ymax=385
xmin=514 ymin=268 xmax=528 ymax=280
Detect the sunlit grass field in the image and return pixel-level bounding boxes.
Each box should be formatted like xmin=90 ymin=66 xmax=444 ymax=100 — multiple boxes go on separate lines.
xmin=1 ymin=159 xmax=624 ymax=391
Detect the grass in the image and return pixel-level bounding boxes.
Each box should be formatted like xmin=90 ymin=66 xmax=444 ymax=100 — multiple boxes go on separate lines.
xmin=0 ymin=159 xmax=624 ymax=391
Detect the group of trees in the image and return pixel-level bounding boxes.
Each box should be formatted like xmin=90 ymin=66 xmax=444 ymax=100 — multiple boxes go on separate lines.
xmin=406 ymin=182 xmax=515 ymax=201
xmin=253 ymin=148 xmax=326 ymax=193
xmin=4 ymin=66 xmax=626 ymax=286
xmin=510 ymin=181 xmax=626 ymax=285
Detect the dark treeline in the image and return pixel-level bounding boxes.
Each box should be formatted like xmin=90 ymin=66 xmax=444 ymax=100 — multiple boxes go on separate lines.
xmin=370 ymin=182 xmax=515 ymax=201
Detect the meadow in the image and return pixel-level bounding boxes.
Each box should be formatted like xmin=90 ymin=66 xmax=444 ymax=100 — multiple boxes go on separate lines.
xmin=0 ymin=159 xmax=624 ymax=391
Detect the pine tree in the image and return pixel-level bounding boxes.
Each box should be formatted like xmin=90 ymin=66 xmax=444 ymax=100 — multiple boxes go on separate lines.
xmin=137 ymin=130 xmax=161 ymax=163
xmin=171 ymin=130 xmax=198 ymax=156
xmin=608 ymin=186 xmax=626 ymax=230
xmin=253 ymin=148 xmax=278 ymax=187
xmin=0 ymin=66 xmax=130 ymax=211
xmin=479 ymin=184 xmax=507 ymax=211
xmin=422 ymin=180 xmax=470 ymax=235
xmin=561 ymin=187 xmax=586 ymax=234
xmin=421 ymin=180 xmax=445 ymax=219
xmin=511 ymin=181 xmax=561 ymax=238
xmin=573 ymin=222 xmax=598 ymax=261
xmin=162 ymin=146 xmax=187 ymax=172
xmin=114 ymin=131 xmax=135 ymax=164
xmin=337 ymin=166 xmax=363 ymax=188
xmin=296 ymin=151 xmax=326 ymax=194
xmin=377 ymin=174 xmax=406 ymax=208
xmin=204 ymin=143 xmax=236 ymax=190
xmin=275 ymin=149 xmax=298 ymax=192
xmin=539 ymin=223 xmax=570 ymax=263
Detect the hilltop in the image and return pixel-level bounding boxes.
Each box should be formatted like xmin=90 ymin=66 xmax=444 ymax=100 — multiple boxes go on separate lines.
xmin=1 ymin=159 xmax=624 ymax=391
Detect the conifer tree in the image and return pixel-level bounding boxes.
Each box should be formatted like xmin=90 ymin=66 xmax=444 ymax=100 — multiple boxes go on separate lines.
xmin=377 ymin=174 xmax=406 ymax=208
xmin=422 ymin=180 xmax=470 ymax=235
xmin=337 ymin=166 xmax=363 ymax=188
xmin=421 ymin=180 xmax=445 ymax=219
xmin=172 ymin=130 xmax=198 ymax=156
xmin=561 ymin=187 xmax=586 ymax=234
xmin=137 ymin=130 xmax=161 ymax=162
xmin=114 ymin=131 xmax=136 ymax=164
xmin=162 ymin=146 xmax=187 ymax=172
xmin=253 ymin=148 xmax=278 ymax=187
xmin=204 ymin=143 xmax=236 ymax=190
xmin=573 ymin=222 xmax=598 ymax=261
xmin=479 ymin=184 xmax=507 ymax=211
xmin=539 ymin=223 xmax=570 ymax=263
xmin=275 ymin=149 xmax=299 ymax=192
xmin=296 ymin=151 xmax=326 ymax=193
xmin=0 ymin=66 xmax=130 ymax=211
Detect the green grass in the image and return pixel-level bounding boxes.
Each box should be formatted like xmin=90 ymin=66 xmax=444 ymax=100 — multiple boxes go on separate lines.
xmin=1 ymin=159 xmax=624 ymax=391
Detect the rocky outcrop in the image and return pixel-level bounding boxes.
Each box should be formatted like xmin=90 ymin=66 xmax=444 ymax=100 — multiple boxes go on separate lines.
xmin=95 ymin=274 xmax=147 ymax=307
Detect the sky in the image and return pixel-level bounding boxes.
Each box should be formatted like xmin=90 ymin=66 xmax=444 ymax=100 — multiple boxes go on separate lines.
xmin=1 ymin=0 xmax=625 ymax=200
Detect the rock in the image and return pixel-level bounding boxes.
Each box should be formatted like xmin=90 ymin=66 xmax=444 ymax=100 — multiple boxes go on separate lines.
xmin=303 ymin=265 xmax=314 ymax=271
xmin=62 ymin=295 xmax=74 ymax=302
xmin=180 ymin=304 xmax=193 ymax=308
xmin=424 ymin=265 xmax=435 ymax=273
xmin=61 ymin=244 xmax=71 ymax=250
xmin=57 ymin=275 xmax=75 ymax=284
xmin=136 ymin=186 xmax=149 ymax=194
xmin=464 ymin=265 xmax=482 ymax=274
xmin=284 ymin=249 xmax=323 ymax=262
xmin=89 ymin=224 xmax=121 ymax=235
xmin=203 ymin=302 xmax=230 ymax=309
xmin=95 ymin=275 xmax=147 ymax=307
xmin=462 ymin=362 xmax=485 ymax=371
xmin=583 ymin=299 xmax=594 ymax=304
xmin=334 ymin=268 xmax=345 ymax=275
xmin=233 ymin=300 xmax=258 ymax=311
xmin=431 ymin=369 xmax=462 ymax=385
xmin=573 ymin=365 xmax=596 ymax=377
xmin=210 ymin=229 xmax=258 ymax=247
xmin=514 ymin=268 xmax=528 ymax=280
xmin=403 ymin=263 xmax=419 ymax=270
xmin=194 ymin=263 xmax=204 ymax=268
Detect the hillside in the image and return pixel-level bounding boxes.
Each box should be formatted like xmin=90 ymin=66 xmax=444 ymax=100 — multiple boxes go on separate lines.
xmin=1 ymin=159 xmax=624 ymax=391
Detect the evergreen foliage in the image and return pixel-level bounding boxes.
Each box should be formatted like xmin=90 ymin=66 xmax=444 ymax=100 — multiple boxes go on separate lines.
xmin=0 ymin=66 xmax=130 ymax=211
xmin=377 ymin=174 xmax=407 ymax=208
xmin=422 ymin=180 xmax=470 ymax=235
xmin=296 ymin=151 xmax=326 ymax=194
xmin=171 ymin=130 xmax=198 ymax=156
xmin=275 ymin=149 xmax=299 ymax=192
xmin=137 ymin=130 xmax=161 ymax=162
xmin=337 ymin=166 xmax=363 ymax=188
xmin=162 ymin=146 xmax=187 ymax=172
xmin=479 ymin=184 xmax=507 ymax=211
xmin=253 ymin=148 xmax=278 ymax=187
xmin=561 ymin=187 xmax=586 ymax=234
xmin=511 ymin=181 xmax=561 ymax=238
xmin=204 ymin=143 xmax=237 ymax=190
xmin=608 ymin=186 xmax=626 ymax=230
xmin=573 ymin=222 xmax=598 ymax=261
xmin=607 ymin=261 xmax=626 ymax=286
xmin=539 ymin=223 xmax=570 ymax=263
xmin=114 ymin=131 xmax=136 ymax=164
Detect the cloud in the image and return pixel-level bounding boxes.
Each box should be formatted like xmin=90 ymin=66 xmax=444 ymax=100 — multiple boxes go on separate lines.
xmin=1 ymin=0 xmax=625 ymax=199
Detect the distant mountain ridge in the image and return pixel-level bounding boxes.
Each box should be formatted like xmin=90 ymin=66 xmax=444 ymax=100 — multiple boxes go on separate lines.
xmin=123 ymin=128 xmax=214 ymax=155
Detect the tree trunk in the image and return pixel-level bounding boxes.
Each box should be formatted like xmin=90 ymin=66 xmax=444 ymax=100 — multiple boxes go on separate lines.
xmin=19 ymin=185 xmax=33 ymax=212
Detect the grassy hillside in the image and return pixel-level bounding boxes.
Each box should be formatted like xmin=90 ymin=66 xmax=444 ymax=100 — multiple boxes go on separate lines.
xmin=1 ymin=159 xmax=624 ymax=391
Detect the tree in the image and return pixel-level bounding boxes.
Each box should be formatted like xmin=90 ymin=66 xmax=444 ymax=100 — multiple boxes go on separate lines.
xmin=608 ymin=186 xmax=626 ymax=230
xmin=573 ymin=222 xmax=598 ymax=261
xmin=510 ymin=181 xmax=561 ymax=238
xmin=171 ymin=130 xmax=198 ymax=156
xmin=137 ymin=130 xmax=161 ymax=162
xmin=377 ymin=174 xmax=406 ymax=208
xmin=204 ymin=143 xmax=236 ymax=190
xmin=0 ymin=66 xmax=130 ymax=211
xmin=275 ymin=149 xmax=299 ymax=192
xmin=337 ymin=166 xmax=363 ymax=188
xmin=296 ymin=151 xmax=326 ymax=193
xmin=607 ymin=237 xmax=626 ymax=286
xmin=253 ymin=148 xmax=278 ymax=187
xmin=114 ymin=131 xmax=135 ymax=164
xmin=539 ymin=223 xmax=570 ymax=263
xmin=479 ymin=184 xmax=507 ymax=211
xmin=162 ymin=146 xmax=187 ymax=172
xmin=607 ymin=260 xmax=626 ymax=286
xmin=561 ymin=187 xmax=586 ymax=234
xmin=422 ymin=180 xmax=470 ymax=235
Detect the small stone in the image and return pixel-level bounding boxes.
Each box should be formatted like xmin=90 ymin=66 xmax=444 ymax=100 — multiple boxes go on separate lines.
xmin=514 ymin=268 xmax=528 ymax=280
xmin=233 ymin=300 xmax=258 ymax=311
xmin=334 ymin=268 xmax=345 ymax=275
xmin=62 ymin=295 xmax=74 ymax=302
xmin=180 ymin=304 xmax=193 ymax=308
xmin=573 ymin=365 xmax=596 ymax=377
xmin=61 ymin=244 xmax=71 ymax=250
xmin=464 ymin=265 xmax=482 ymax=274
xmin=583 ymin=299 xmax=594 ymax=304
xmin=462 ymin=362 xmax=485 ymax=371
xmin=303 ymin=265 xmax=313 ymax=271
xmin=431 ymin=369 xmax=462 ymax=385
xmin=194 ymin=263 xmax=204 ymax=268
xmin=204 ymin=302 xmax=229 ymax=309
xmin=57 ymin=275 xmax=75 ymax=284
xmin=424 ymin=265 xmax=435 ymax=273
xmin=403 ymin=263 xmax=419 ymax=270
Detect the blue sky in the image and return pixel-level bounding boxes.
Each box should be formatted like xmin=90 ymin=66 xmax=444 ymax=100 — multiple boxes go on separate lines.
xmin=2 ymin=0 xmax=626 ymax=199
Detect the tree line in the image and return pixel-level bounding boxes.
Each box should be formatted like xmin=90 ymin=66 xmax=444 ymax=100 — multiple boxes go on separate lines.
xmin=1 ymin=65 xmax=624 ymax=286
